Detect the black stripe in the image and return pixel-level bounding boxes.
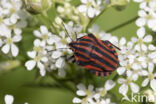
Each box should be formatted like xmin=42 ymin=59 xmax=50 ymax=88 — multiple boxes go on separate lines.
xmin=87 ymin=34 xmax=115 ymax=55
xmin=72 ymin=42 xmax=118 ymax=65
xmin=101 ymin=40 xmax=118 ymax=59
xmin=75 ymin=52 xmax=90 ymax=61
xmin=78 ymin=38 xmax=95 ymax=43
xmin=73 ymin=45 xmax=116 ymax=70
xmin=76 ymin=60 xmax=108 ymax=72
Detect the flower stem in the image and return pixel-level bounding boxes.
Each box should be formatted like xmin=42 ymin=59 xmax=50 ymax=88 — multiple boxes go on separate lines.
xmin=42 ymin=11 xmax=58 ymax=34
xmin=106 ymin=16 xmax=138 ymax=33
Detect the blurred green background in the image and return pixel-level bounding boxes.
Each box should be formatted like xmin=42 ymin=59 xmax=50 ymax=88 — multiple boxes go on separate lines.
xmin=0 ymin=1 xmax=139 ymax=104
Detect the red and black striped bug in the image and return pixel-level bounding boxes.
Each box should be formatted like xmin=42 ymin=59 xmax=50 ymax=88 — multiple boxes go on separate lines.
xmin=63 ymin=24 xmax=120 ymax=77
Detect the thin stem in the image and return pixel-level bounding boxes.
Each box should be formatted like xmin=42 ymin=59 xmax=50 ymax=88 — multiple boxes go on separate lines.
xmin=42 ymin=11 xmax=58 ymax=34
xmin=106 ymin=16 xmax=138 ymax=33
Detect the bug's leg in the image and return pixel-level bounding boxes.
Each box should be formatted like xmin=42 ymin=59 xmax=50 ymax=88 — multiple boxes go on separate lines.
xmin=72 ymin=59 xmax=76 ymax=63
xmin=105 ymin=40 xmax=121 ymax=50
xmin=65 ymin=55 xmax=75 ymax=62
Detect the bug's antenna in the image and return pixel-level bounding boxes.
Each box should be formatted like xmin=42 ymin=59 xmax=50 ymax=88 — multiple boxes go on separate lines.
xmin=47 ymin=48 xmax=70 ymax=52
xmin=62 ymin=23 xmax=74 ymax=41
xmin=75 ymin=32 xmax=78 ymax=40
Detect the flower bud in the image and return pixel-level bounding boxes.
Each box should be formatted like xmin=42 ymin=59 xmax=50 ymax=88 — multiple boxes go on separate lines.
xmin=24 ymin=0 xmax=52 ymax=14
xmin=111 ymin=0 xmax=129 ymax=11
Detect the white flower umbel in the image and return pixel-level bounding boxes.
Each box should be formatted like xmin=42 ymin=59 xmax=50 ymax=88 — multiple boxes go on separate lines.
xmin=0 ymin=0 xmax=28 ymax=57
xmin=118 ymin=71 xmax=140 ymax=95
xmin=142 ymin=63 xmax=156 ymax=91
xmin=78 ymin=0 xmax=103 ymax=18
xmin=56 ymin=2 xmax=79 ymax=22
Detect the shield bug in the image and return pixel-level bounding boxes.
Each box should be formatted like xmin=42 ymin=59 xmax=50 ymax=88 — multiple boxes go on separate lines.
xmin=62 ymin=24 xmax=120 ymax=77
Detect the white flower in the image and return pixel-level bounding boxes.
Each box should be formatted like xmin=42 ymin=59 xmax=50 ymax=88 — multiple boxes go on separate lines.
xmin=94 ymin=80 xmax=116 ymax=99
xmin=0 ymin=24 xmax=21 ymax=57
xmin=134 ymin=27 xmax=152 ymax=52
xmin=78 ymin=0 xmax=103 ymax=18
xmin=118 ymin=71 xmax=140 ymax=95
xmin=25 ymin=39 xmax=48 ymax=76
xmin=141 ymin=63 xmax=156 ymax=91
xmin=73 ymin=84 xmax=95 ymax=104
xmin=136 ymin=9 xmax=154 ymax=27
xmin=34 ymin=25 xmax=53 ymax=45
xmin=5 ymin=95 xmax=14 ymax=104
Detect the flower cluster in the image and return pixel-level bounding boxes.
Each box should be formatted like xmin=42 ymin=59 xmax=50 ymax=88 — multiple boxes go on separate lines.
xmin=116 ymin=27 xmax=156 ymax=95
xmin=0 ymin=0 xmax=27 ymax=57
xmin=78 ymin=0 xmax=105 ymax=18
xmin=134 ymin=0 xmax=156 ymax=31
xmin=73 ymin=80 xmax=116 ymax=104
xmin=25 ymin=22 xmax=84 ymax=77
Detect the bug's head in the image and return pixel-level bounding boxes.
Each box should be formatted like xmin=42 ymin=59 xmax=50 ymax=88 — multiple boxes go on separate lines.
xmin=69 ymin=42 xmax=76 ymax=52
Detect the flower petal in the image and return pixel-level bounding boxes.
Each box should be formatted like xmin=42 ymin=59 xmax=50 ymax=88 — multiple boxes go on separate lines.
xmin=141 ymin=44 xmax=147 ymax=52
xmin=148 ymin=44 xmax=156 ymax=50
xmin=5 ymin=94 xmax=14 ymax=104
xmin=27 ymin=51 xmax=36 ymax=58
xmin=136 ymin=18 xmax=146 ymax=27
xmin=119 ymin=37 xmax=126 ymax=45
xmin=12 ymin=35 xmax=22 ymax=42
xmin=25 ymin=60 xmax=36 ymax=70
xmin=33 ymin=30 xmax=42 ymax=38
xmin=76 ymin=90 xmax=86 ymax=96
xmin=52 ymin=51 xmax=62 ymax=59
xmin=119 ymin=84 xmax=128 ymax=95
xmin=88 ymin=7 xmax=95 ymax=18
xmin=143 ymin=35 xmax=152 ymax=43
xmin=78 ymin=5 xmax=87 ymax=12
xmin=148 ymin=63 xmax=154 ymax=73
xmin=141 ymin=70 xmax=148 ymax=76
xmin=55 ymin=58 xmax=65 ymax=68
xmin=88 ymin=84 xmax=94 ymax=91
xmin=72 ymin=97 xmax=82 ymax=103
xmin=142 ymin=78 xmax=149 ymax=87
xmin=130 ymin=82 xmax=139 ymax=93
xmin=11 ymin=44 xmax=19 ymax=57
xmin=81 ymin=0 xmax=87 ymax=4
xmin=105 ymin=80 xmax=116 ymax=91
xmin=14 ymin=28 xmax=22 ymax=35
xmin=2 ymin=44 xmax=10 ymax=54
xmin=150 ymin=79 xmax=156 ymax=91
xmin=77 ymin=83 xmax=86 ymax=90
xmin=137 ymin=27 xmax=145 ymax=38
xmin=117 ymin=67 xmax=126 ymax=75
xmin=40 ymin=25 xmax=48 ymax=34
xmin=118 ymin=78 xmax=126 ymax=84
